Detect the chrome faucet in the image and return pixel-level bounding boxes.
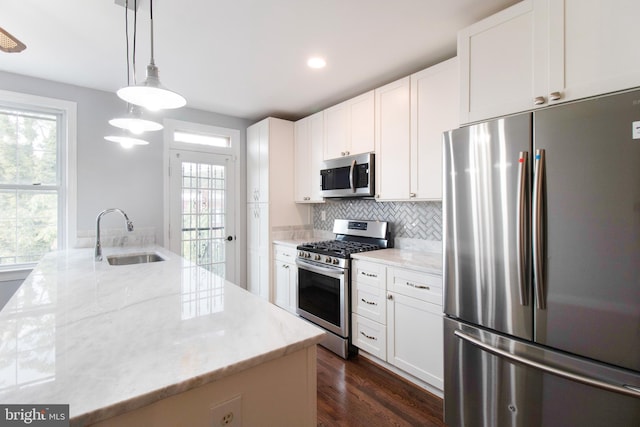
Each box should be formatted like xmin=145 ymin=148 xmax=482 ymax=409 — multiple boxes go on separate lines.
xmin=95 ymin=208 xmax=134 ymax=261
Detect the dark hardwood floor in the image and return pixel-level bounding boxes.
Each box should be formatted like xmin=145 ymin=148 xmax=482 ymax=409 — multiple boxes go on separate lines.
xmin=317 ymin=346 xmax=446 ymax=427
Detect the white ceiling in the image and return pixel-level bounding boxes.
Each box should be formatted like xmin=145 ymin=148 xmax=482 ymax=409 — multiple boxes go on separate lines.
xmin=2 ymin=0 xmax=519 ymax=122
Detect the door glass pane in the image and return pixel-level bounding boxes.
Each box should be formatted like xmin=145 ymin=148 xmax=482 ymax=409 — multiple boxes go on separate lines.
xmin=180 ymin=161 xmax=226 ymax=277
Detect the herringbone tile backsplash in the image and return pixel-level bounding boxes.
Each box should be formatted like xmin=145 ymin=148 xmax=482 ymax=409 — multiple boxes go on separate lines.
xmin=312 ymin=200 xmax=442 ymax=241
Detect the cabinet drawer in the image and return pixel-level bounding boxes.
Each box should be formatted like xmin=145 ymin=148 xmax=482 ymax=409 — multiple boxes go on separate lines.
xmin=274 ymin=244 xmax=297 ymax=262
xmin=352 ymin=313 xmax=386 ymax=360
xmin=387 ymin=267 xmax=442 ymax=304
xmin=353 ymin=282 xmax=386 ymax=324
xmin=352 ymin=260 xmax=385 ymax=287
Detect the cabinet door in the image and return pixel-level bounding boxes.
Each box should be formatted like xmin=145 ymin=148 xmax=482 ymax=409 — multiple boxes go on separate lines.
xmin=387 ymin=292 xmax=444 ymax=389
xmin=247 ymin=249 xmax=268 ymax=299
xmin=375 ymin=77 xmax=411 ymax=201
xmin=247 ymin=119 xmax=270 ymax=202
xmin=410 ymin=58 xmax=459 ymax=200
xmin=324 ymin=102 xmax=349 ymax=160
xmin=547 ymin=0 xmax=640 ymax=105
xmin=458 ymin=0 xmax=539 ymax=123
xmin=348 ymin=90 xmax=375 ymax=156
xmin=294 ymin=112 xmax=325 ymax=202
xmin=294 ymin=117 xmax=311 ymax=202
xmin=246 ymin=124 xmax=260 ymax=201
xmin=274 ymin=260 xmax=291 ymax=309
xmin=323 ymin=92 xmax=375 ymax=160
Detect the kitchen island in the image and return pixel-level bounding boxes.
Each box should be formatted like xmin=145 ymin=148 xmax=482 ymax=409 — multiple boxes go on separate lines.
xmin=0 ymin=247 xmax=325 ymax=426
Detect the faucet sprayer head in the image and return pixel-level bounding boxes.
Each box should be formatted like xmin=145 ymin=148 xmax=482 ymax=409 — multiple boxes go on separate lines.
xmin=127 ymin=221 xmax=134 ymax=232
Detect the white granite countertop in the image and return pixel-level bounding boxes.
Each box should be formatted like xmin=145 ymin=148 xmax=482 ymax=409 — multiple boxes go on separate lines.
xmin=0 ymin=246 xmax=325 ymax=426
xmin=351 ymin=248 xmax=443 ymax=275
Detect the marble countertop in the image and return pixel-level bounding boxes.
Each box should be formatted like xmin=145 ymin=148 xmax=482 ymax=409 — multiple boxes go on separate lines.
xmin=272 ymin=239 xmax=309 ymax=248
xmin=0 ymin=246 xmax=325 ymax=426
xmin=351 ymin=248 xmax=443 ymax=275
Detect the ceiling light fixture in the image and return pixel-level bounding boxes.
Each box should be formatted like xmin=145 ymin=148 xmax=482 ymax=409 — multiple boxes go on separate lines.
xmin=104 ymin=133 xmax=150 ymax=149
xmin=116 ymin=0 xmax=186 ymax=111
xmin=109 ymin=103 xmax=163 ymax=134
xmin=307 ymin=57 xmax=326 ymax=69
xmin=0 ymin=26 xmax=26 ymax=53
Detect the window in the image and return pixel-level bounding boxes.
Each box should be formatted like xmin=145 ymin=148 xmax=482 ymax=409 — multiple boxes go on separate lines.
xmin=0 ymin=90 xmax=76 ymax=269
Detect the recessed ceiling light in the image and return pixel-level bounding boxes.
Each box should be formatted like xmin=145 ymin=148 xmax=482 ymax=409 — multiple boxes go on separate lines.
xmin=307 ymin=57 xmax=326 ymax=69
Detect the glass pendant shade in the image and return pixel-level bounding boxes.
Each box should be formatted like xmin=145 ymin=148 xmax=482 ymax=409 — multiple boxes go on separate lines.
xmin=117 ymin=63 xmax=186 ymax=111
xmin=109 ymin=104 xmax=163 ymax=134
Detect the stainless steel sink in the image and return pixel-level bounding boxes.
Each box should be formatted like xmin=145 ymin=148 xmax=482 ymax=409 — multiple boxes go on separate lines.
xmin=107 ymin=252 xmax=165 ymax=266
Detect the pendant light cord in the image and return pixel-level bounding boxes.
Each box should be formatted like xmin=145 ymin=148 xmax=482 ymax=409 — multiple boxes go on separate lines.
xmin=124 ymin=0 xmax=130 ymax=86
xmin=149 ymin=0 xmax=155 ymax=65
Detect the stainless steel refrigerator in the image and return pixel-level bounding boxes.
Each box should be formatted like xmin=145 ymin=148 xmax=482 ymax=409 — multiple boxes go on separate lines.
xmin=442 ymin=89 xmax=640 ymax=427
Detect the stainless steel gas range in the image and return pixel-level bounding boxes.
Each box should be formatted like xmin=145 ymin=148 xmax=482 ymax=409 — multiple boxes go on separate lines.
xmin=296 ymin=219 xmax=391 ymax=358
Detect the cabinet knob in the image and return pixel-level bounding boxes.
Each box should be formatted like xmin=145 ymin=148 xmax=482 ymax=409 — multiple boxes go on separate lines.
xmin=387 ymin=294 xmax=393 ymax=300
xmin=534 ymin=96 xmax=546 ymax=105
xmin=409 ymin=192 xmax=416 ymax=198
xmin=549 ymin=91 xmax=562 ymax=101
xmin=345 ymin=151 xmax=350 ymax=155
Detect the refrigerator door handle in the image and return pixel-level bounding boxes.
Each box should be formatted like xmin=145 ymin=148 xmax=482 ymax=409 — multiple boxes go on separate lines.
xmin=532 ymin=148 xmax=546 ymax=310
xmin=516 ymin=151 xmax=529 ymax=306
xmin=454 ymin=330 xmax=640 ymax=399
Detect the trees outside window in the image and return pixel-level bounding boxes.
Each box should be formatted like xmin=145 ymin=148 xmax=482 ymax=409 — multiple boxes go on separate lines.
xmin=0 ymin=91 xmax=76 ymax=269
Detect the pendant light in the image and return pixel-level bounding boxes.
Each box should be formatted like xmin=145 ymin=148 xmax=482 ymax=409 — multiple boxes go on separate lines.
xmin=116 ymin=0 xmax=186 ymax=111
xmin=104 ymin=132 xmax=150 ymax=149
xmin=106 ymin=0 xmax=154 ymax=146
xmin=109 ymin=103 xmax=163 ymax=134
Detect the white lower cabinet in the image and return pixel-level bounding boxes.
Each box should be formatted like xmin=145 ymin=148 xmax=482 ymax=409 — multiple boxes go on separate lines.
xmin=386 ymin=291 xmax=444 ymax=390
xmin=273 ymin=244 xmax=298 ymax=314
xmin=351 ymin=259 xmax=444 ymax=391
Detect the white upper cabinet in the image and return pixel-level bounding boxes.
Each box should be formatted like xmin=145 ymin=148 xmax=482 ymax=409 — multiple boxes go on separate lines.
xmin=375 ymin=59 xmax=459 ymax=201
xmin=410 ymin=58 xmax=459 ymax=200
xmin=246 ymin=119 xmax=270 ymax=202
xmin=375 ymin=77 xmax=411 ymax=201
xmin=458 ymin=0 xmax=537 ymax=123
xmin=324 ymin=91 xmax=375 ymax=160
xmin=294 ymin=112 xmax=325 ymax=203
xmin=548 ymin=0 xmax=640 ymax=104
xmin=459 ymin=0 xmax=640 ymax=124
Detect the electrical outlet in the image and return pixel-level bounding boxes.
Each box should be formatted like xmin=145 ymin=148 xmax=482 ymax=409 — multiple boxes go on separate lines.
xmin=210 ymin=395 xmax=242 ymax=427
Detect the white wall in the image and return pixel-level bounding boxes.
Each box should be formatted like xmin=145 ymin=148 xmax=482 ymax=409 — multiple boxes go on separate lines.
xmin=0 ymin=70 xmax=252 ymax=283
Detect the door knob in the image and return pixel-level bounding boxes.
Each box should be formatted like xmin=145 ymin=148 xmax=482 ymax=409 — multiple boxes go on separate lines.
xmin=226 ymin=235 xmax=233 ymax=241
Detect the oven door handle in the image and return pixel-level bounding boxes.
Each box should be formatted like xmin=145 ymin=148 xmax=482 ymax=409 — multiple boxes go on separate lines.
xmin=296 ymin=259 xmax=345 ymax=280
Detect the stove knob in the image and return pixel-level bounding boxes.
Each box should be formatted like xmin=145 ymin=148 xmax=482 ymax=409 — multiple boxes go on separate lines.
xmin=306 ymin=252 xmax=311 ymax=259
xmin=332 ymin=258 xmax=339 ymax=265
xmin=298 ymin=251 xmax=303 ymax=257
xmin=325 ymin=257 xmax=331 ymax=263
xmin=314 ymin=254 xmax=321 ymax=261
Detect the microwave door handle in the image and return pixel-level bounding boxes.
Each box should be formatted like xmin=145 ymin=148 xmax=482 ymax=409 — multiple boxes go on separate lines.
xmin=349 ymin=159 xmax=356 ymax=193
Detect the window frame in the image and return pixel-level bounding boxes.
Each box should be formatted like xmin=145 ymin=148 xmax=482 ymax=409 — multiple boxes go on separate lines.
xmin=0 ymin=90 xmax=77 ymax=274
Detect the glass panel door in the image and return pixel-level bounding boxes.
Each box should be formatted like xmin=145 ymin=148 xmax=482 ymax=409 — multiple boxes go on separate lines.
xmin=169 ymin=150 xmax=235 ymax=280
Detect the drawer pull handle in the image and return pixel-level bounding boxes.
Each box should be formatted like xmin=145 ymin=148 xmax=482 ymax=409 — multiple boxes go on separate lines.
xmin=360 ymin=298 xmax=377 ymax=306
xmin=361 ymin=271 xmax=378 ymax=278
xmin=360 ymin=331 xmax=377 ymax=341
xmin=406 ymin=281 xmax=429 ymax=290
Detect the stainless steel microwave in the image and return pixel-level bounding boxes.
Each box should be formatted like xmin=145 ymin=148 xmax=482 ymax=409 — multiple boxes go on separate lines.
xmin=320 ymin=152 xmax=375 ymax=198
